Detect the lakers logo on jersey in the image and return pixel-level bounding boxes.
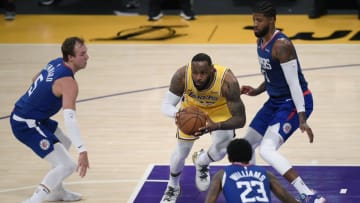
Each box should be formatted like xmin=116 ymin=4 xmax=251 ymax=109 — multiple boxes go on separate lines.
xmin=187 ymin=91 xmax=218 ymax=105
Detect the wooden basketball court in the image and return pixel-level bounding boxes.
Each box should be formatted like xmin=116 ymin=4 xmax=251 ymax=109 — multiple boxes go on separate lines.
xmin=0 ymin=14 xmax=360 ymax=202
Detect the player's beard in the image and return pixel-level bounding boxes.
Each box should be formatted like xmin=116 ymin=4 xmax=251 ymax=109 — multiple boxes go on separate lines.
xmin=194 ymin=76 xmax=211 ymax=90
xmin=254 ymin=25 xmax=270 ymax=38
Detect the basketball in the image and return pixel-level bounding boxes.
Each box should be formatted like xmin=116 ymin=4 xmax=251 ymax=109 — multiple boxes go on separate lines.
xmin=177 ymin=106 xmax=206 ymax=135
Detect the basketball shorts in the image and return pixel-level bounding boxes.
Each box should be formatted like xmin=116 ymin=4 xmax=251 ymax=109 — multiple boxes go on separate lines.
xmin=10 ymin=113 xmax=59 ymax=158
xmin=249 ymin=90 xmax=313 ymax=141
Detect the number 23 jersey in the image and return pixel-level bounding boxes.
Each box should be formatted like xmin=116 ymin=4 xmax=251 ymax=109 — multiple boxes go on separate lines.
xmin=222 ymin=164 xmax=272 ymax=203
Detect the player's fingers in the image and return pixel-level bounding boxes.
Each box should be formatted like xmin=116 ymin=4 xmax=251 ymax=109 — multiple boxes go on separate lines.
xmin=307 ymin=128 xmax=314 ymax=143
xmin=79 ymin=166 xmax=85 ymax=177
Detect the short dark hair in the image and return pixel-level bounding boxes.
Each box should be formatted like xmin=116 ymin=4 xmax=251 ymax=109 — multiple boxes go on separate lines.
xmin=61 ymin=36 xmax=85 ymax=62
xmin=252 ymin=1 xmax=276 ymax=20
xmin=191 ymin=53 xmax=212 ymax=66
xmin=227 ymin=138 xmax=253 ymax=163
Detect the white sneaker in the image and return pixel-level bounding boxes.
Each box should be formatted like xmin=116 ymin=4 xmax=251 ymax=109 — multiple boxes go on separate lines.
xmin=148 ymin=12 xmax=163 ymax=21
xmin=46 ymin=188 xmax=82 ymax=202
xmin=22 ymin=198 xmax=32 ymax=203
xmin=160 ymin=186 xmax=181 ymax=203
xmin=180 ymin=11 xmax=195 ymax=20
xmin=192 ymin=149 xmax=210 ymax=191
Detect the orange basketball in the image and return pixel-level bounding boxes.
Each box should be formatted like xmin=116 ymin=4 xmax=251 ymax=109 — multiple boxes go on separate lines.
xmin=177 ymin=106 xmax=206 ymax=135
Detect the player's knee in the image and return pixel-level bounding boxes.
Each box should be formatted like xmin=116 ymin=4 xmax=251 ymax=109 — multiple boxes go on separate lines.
xmin=63 ymin=159 xmax=77 ymax=175
xmin=259 ymin=145 xmax=268 ymax=161
xmin=209 ymin=148 xmax=227 ymax=162
xmin=259 ymin=142 xmax=275 ymax=163
xmin=243 ymin=127 xmax=263 ymax=148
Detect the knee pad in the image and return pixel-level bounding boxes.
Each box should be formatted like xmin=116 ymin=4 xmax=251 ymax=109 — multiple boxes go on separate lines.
xmin=259 ymin=133 xmax=292 ymax=175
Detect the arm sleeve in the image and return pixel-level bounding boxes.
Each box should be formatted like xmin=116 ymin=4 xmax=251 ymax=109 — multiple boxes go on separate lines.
xmin=63 ymin=109 xmax=87 ymax=153
xmin=161 ymin=90 xmax=181 ymax=118
xmin=281 ymin=59 xmax=305 ymax=113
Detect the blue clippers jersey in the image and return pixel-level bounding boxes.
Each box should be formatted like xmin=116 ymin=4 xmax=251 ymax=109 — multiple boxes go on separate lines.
xmin=13 ymin=57 xmax=74 ymax=120
xmin=222 ymin=164 xmax=272 ymax=203
xmin=257 ymin=30 xmax=308 ymax=98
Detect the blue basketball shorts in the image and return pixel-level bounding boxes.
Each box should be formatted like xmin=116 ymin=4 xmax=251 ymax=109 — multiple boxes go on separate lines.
xmin=10 ymin=113 xmax=60 ymax=158
xmin=249 ymin=90 xmax=313 ymax=141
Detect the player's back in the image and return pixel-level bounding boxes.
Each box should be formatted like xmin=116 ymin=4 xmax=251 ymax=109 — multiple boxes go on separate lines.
xmin=13 ymin=57 xmax=74 ymax=120
xmin=222 ymin=164 xmax=272 ymax=203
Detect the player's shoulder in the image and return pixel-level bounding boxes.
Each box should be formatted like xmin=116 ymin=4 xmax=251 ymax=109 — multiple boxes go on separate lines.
xmin=272 ymin=38 xmax=294 ymax=58
xmin=174 ymin=65 xmax=187 ymax=77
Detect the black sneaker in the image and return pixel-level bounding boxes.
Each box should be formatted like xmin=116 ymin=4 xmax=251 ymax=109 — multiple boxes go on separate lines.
xmin=38 ymin=0 xmax=58 ymax=6
xmin=4 ymin=11 xmax=16 ymax=21
xmin=3 ymin=0 xmax=16 ymax=21
xmin=124 ymin=0 xmax=139 ymax=9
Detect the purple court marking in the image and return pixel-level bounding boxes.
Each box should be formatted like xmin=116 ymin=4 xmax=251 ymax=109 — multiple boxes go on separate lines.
xmin=132 ymin=165 xmax=360 ymax=203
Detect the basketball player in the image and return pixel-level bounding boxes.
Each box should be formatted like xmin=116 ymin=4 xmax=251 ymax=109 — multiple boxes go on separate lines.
xmin=240 ymin=1 xmax=325 ymax=203
xmin=9 ymin=36 xmax=90 ymax=203
xmin=160 ymin=53 xmax=246 ymax=202
xmin=205 ymin=138 xmax=299 ymax=203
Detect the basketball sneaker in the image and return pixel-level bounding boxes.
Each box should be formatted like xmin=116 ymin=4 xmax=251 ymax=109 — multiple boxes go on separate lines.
xmin=180 ymin=11 xmax=195 ymax=20
xmin=192 ymin=149 xmax=210 ymax=191
xmin=299 ymin=191 xmax=326 ymax=203
xmin=160 ymin=185 xmax=181 ymax=203
xmin=46 ymin=187 xmax=82 ymax=202
xmin=148 ymin=12 xmax=163 ymax=21
xmin=22 ymin=199 xmax=32 ymax=203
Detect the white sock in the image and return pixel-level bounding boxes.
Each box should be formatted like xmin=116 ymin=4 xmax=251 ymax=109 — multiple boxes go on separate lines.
xmin=169 ymin=173 xmax=181 ymax=188
xmin=291 ymin=176 xmax=314 ymax=195
xmin=30 ymin=185 xmax=50 ymax=202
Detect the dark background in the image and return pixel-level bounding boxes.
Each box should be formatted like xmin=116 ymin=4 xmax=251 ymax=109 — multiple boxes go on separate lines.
xmin=2 ymin=0 xmax=358 ymax=15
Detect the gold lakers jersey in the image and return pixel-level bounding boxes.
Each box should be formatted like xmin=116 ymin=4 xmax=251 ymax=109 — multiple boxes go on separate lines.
xmin=181 ymin=64 xmax=232 ymax=123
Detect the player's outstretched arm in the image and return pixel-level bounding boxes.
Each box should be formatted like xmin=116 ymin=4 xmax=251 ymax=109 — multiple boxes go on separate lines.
xmin=268 ymin=171 xmax=299 ymax=203
xmin=240 ymin=82 xmax=266 ymax=96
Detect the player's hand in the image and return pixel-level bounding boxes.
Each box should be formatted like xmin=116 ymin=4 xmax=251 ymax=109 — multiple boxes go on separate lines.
xmin=195 ymin=113 xmax=218 ymax=136
xmin=77 ymin=151 xmax=89 ymax=178
xmin=175 ymin=109 xmax=185 ymax=127
xmin=298 ymin=112 xmax=313 ymax=143
xmin=300 ymin=122 xmax=314 ymax=143
xmin=240 ymin=85 xmax=256 ymax=96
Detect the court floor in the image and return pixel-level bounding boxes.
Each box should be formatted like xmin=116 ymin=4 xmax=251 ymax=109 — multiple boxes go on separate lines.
xmin=0 ymin=14 xmax=360 ymax=203
xmin=132 ymin=164 xmax=360 ymax=203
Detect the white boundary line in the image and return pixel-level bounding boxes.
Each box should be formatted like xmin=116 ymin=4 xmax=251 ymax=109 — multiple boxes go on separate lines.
xmin=1 ymin=164 xmax=359 ymax=195
xmin=127 ymin=164 xmax=158 ymax=203
xmin=0 ymin=179 xmax=139 ymax=193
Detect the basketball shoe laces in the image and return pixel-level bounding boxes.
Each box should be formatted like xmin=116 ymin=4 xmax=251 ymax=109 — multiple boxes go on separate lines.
xmin=163 ymin=187 xmax=177 ymax=201
xmin=199 ymin=165 xmax=209 ymax=179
